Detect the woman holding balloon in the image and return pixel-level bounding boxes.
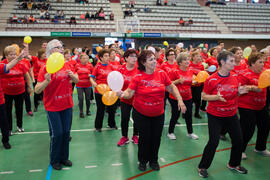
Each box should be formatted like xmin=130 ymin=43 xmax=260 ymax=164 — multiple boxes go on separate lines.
xmin=75 ymin=54 xmax=94 ymax=118
xmin=205 ymin=47 xmax=218 ymax=74
xmin=35 ymin=39 xmax=78 ymax=170
xmin=238 ymin=52 xmax=270 ymax=159
xmin=1 ymin=45 xmax=32 ymax=134
xmin=90 ymin=49 xmax=117 ymax=132
xmin=117 ymin=49 xmax=139 ymax=147
xmin=118 ymin=50 xmax=186 ymax=171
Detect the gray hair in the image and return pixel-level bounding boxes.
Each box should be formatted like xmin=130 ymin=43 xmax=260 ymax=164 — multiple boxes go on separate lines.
xmin=46 ymin=39 xmax=63 ymax=58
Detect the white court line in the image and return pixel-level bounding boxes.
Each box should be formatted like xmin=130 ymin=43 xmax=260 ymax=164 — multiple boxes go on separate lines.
xmin=85 ymin=165 xmax=97 ymax=169
xmin=62 ymin=167 xmax=70 ymax=170
xmin=29 ymin=169 xmax=43 ymax=173
xmin=0 ymin=171 xmax=14 ymax=174
xmin=111 ymin=163 xmax=123 ymax=166
xmin=160 ymin=158 xmax=166 ymax=163
xmin=6 ymin=123 xmax=208 ymax=135
xmin=130 ymin=117 xmax=134 ymax=124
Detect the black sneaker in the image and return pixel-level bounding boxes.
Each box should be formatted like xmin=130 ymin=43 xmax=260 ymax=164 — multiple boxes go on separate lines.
xmin=149 ymin=161 xmax=160 ymax=171
xmin=61 ymin=160 xmax=72 ymax=167
xmin=52 ymin=163 xmax=62 ymax=170
xmin=220 ymin=135 xmax=227 ymax=141
xmin=108 ymin=125 xmax=118 ymax=130
xmin=195 ymin=114 xmax=202 ymax=119
xmin=69 ymin=136 xmax=72 ymax=142
xmin=227 ymin=164 xmax=248 ymax=174
xmin=3 ymin=142 xmax=11 ymax=149
xmin=138 ymin=162 xmax=147 ymax=171
xmin=86 ymin=111 xmax=91 ymax=116
xmin=80 ymin=113 xmax=85 ymax=118
xmin=95 ymin=128 xmax=102 ymax=132
xmin=198 ymin=168 xmax=208 ymax=178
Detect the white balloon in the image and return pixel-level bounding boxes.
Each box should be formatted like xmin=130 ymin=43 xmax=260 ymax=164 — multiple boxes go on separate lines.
xmin=107 ymin=71 xmax=124 ymax=92
xmin=208 ymin=65 xmax=217 ymax=72
xmin=177 ymin=42 xmax=184 ymax=48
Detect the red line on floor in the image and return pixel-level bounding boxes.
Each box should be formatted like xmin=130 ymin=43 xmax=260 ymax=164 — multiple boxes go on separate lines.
xmin=127 ymin=141 xmax=270 ymax=180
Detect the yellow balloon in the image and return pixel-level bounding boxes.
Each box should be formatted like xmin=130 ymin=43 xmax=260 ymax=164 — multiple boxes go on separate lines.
xmin=24 ymin=36 xmax=32 ymax=44
xmin=258 ymin=69 xmax=270 ymax=88
xmin=102 ymin=91 xmax=118 ymax=106
xmin=46 ymin=52 xmax=65 ymax=74
xmin=96 ymin=84 xmax=110 ymax=95
xmin=163 ymin=41 xmax=168 ymax=46
xmin=12 ymin=44 xmax=20 ymax=56
xmin=243 ymin=47 xmax=252 ymax=58
xmin=195 ymin=71 xmax=209 ymax=83
xmin=96 ymin=46 xmax=102 ymax=52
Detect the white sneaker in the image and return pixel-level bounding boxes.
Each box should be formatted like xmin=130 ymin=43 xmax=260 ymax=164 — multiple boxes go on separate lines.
xmin=187 ymin=133 xmax=199 ymax=140
xmin=17 ymin=127 xmax=24 ymax=132
xmin=242 ymin=152 xmax=247 ymax=160
xmin=254 ymin=149 xmax=270 ymax=156
xmin=167 ymin=133 xmax=176 ymax=140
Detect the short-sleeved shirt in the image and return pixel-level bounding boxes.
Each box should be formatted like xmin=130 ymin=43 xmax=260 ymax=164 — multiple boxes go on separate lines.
xmin=75 ymin=63 xmax=93 ymax=88
xmin=203 ymin=72 xmax=238 ymax=117
xmin=32 ymin=56 xmax=47 ymax=80
xmin=0 ymin=63 xmax=8 ymax=104
xmin=129 ymin=69 xmax=171 ymax=117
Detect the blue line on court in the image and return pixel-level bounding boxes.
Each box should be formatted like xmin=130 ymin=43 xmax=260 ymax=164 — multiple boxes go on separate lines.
xmin=45 ymin=164 xmax=52 ymax=180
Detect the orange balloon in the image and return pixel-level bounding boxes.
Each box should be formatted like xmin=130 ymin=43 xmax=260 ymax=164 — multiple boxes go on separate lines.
xmin=12 ymin=44 xmax=20 ymax=56
xmin=96 ymin=84 xmax=110 ymax=95
xmin=195 ymin=71 xmax=209 ymax=83
xmin=258 ymin=69 xmax=270 ymax=88
xmin=102 ymin=91 xmax=118 ymax=106
xmin=96 ymin=46 xmax=102 ymax=52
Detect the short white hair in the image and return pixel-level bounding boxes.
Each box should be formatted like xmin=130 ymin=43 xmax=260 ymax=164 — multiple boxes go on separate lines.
xmin=46 ymin=39 xmax=63 ymax=58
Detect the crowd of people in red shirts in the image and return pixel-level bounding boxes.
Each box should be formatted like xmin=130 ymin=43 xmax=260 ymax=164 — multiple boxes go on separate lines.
xmin=0 ymin=40 xmax=269 ymax=176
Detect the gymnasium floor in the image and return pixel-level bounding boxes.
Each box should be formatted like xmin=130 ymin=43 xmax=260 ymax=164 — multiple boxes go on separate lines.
xmin=0 ymin=93 xmax=269 ymax=180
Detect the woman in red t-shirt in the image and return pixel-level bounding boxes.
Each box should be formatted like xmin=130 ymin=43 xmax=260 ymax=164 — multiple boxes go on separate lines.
xmin=118 ymin=50 xmax=186 ymax=171
xmin=2 ymin=45 xmax=32 ymax=134
xmin=31 ymin=48 xmax=47 ymax=112
xmin=35 ymin=39 xmax=78 ymax=170
xmin=167 ymin=52 xmax=198 ymax=140
xmin=0 ymin=44 xmax=28 ymax=149
xmin=109 ymin=49 xmax=121 ymax=71
xmin=198 ymin=51 xmax=248 ymax=178
xmin=205 ymin=47 xmax=218 ymax=74
xmin=64 ymin=49 xmax=77 ymax=91
xmin=238 ymin=52 xmax=270 ymax=159
xmin=75 ymin=54 xmax=93 ymax=118
xmin=189 ymin=51 xmax=204 ymax=119
xmin=90 ymin=49 xmax=116 ymax=132
xmin=117 ymin=49 xmax=139 ymax=147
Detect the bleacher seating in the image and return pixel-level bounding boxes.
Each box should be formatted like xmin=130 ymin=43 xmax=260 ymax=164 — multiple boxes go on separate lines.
xmin=210 ymin=2 xmax=270 ymax=34
xmin=6 ymin=0 xmax=116 ymax=32
xmin=121 ymin=0 xmax=219 ymax=33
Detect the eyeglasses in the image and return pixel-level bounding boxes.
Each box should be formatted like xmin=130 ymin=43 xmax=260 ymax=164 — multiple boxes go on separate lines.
xmin=54 ymin=46 xmax=64 ymax=49
xmin=129 ymin=55 xmax=137 ymax=58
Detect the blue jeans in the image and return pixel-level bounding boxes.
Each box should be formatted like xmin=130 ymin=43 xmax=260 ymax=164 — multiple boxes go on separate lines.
xmin=47 ymin=108 xmax=72 ymax=164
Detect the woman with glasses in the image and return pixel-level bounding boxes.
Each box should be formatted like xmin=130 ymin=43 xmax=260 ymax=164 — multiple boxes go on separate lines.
xmin=35 ymin=39 xmax=78 ymax=170
xmin=118 ymin=50 xmax=186 ymax=171
xmin=117 ymin=49 xmax=139 ymax=147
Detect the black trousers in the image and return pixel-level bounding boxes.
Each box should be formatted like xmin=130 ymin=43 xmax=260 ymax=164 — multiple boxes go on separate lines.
xmin=164 ymin=91 xmax=169 ymax=110
xmin=191 ymin=85 xmax=203 ymax=115
xmin=77 ymin=88 xmax=91 ymax=113
xmin=5 ymin=93 xmax=24 ymax=130
xmin=239 ymin=107 xmax=270 ymax=152
xmin=94 ymin=93 xmax=116 ymax=129
xmin=168 ymin=98 xmax=193 ymax=134
xmin=24 ymin=83 xmax=32 ymax=112
xmin=0 ymin=104 xmax=9 ymax=143
xmin=33 ymin=81 xmax=43 ymax=109
xmin=198 ymin=113 xmax=243 ymax=169
xmin=133 ymin=108 xmax=164 ymax=163
xmin=120 ymin=102 xmax=138 ymax=137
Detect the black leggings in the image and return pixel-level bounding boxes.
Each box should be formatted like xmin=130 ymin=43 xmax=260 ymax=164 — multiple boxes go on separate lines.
xmin=24 ymin=83 xmax=32 ymax=112
xmin=198 ymin=113 xmax=243 ymax=169
xmin=94 ymin=93 xmax=117 ymax=129
xmin=77 ymin=88 xmax=91 ymax=113
xmin=239 ymin=107 xmax=270 ymax=152
xmin=191 ymin=85 xmax=203 ymax=115
xmin=33 ymin=81 xmax=43 ymax=109
xmin=120 ymin=102 xmax=138 ymax=137
xmin=5 ymin=93 xmax=24 ymax=130
xmin=0 ymin=104 xmax=9 ymax=143
xmin=168 ymin=98 xmax=193 ymax=134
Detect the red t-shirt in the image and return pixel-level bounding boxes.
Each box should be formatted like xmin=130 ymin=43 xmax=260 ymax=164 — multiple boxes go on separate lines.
xmin=38 ymin=63 xmax=73 ymax=112
xmin=0 ymin=63 xmax=8 ymax=105
xmin=19 ymin=58 xmax=31 ymax=72
xmin=189 ymin=61 xmax=204 ymax=76
xmin=238 ymin=69 xmax=266 ymax=110
xmin=1 ymin=59 xmax=27 ymax=95
xmin=157 ymin=57 xmax=164 ymax=66
xmin=169 ymin=67 xmax=193 ymax=101
xmin=160 ymin=61 xmax=178 ymax=79
xmin=32 ymin=56 xmax=47 ymax=80
xmin=203 ymin=72 xmax=238 ymax=117
xmin=264 ymin=56 xmax=270 ymax=69
xmin=205 ymin=56 xmax=218 ymax=74
xmin=109 ymin=61 xmax=121 ymax=71
xmin=129 ymin=69 xmax=171 ymax=117
xmin=75 ymin=63 xmax=93 ymax=88
xmin=71 ymin=55 xmax=80 ymax=63
xmin=201 ymin=52 xmax=208 ymax=61
xmin=91 ymin=62 xmax=113 ymax=93
xmin=118 ymin=64 xmax=138 ymax=105
xmin=66 ymin=59 xmax=77 ymax=72
xmin=231 ymin=60 xmax=248 ymax=78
